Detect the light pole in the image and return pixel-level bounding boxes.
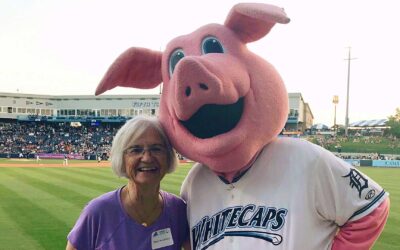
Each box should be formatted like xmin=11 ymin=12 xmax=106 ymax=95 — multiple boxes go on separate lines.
xmin=333 ymin=95 xmax=339 ymax=135
xmin=344 ymin=47 xmax=356 ymax=137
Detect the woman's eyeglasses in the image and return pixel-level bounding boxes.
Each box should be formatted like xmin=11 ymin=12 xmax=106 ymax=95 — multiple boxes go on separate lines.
xmin=124 ymin=145 xmax=166 ymax=157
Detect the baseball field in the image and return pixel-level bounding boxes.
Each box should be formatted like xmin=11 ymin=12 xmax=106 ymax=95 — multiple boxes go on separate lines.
xmin=0 ymin=159 xmax=398 ymax=249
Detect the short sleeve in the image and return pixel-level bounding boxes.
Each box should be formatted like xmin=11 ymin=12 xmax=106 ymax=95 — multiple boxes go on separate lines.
xmin=165 ymin=192 xmax=190 ymax=246
xmin=312 ymin=149 xmax=388 ymax=226
xmin=178 ymin=199 xmax=190 ymax=244
xmin=67 ymin=204 xmax=99 ymax=250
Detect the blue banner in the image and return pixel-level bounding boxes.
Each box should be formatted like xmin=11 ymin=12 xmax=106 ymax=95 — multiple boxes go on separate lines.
xmin=372 ymin=160 xmax=400 ymax=167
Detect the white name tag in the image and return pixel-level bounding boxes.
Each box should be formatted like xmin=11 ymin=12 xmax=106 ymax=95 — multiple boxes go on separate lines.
xmin=151 ymin=228 xmax=174 ymax=249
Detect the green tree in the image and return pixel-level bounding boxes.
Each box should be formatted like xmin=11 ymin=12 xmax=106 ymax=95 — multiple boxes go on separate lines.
xmin=387 ymin=108 xmax=400 ymax=137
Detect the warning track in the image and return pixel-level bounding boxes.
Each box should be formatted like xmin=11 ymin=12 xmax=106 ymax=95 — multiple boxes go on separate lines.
xmin=0 ymin=162 xmax=110 ymax=168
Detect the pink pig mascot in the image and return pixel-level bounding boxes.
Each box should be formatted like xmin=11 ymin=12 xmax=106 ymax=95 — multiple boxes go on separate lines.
xmin=96 ymin=3 xmax=389 ymax=249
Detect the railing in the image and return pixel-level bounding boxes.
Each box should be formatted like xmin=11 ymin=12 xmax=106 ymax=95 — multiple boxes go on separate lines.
xmin=16 ymin=115 xmax=132 ymax=123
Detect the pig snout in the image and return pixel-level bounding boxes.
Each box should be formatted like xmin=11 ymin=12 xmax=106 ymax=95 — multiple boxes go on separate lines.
xmin=172 ymin=56 xmax=249 ymax=122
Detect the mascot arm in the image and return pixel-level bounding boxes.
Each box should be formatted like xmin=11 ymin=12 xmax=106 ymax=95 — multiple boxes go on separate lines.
xmin=332 ymin=197 xmax=390 ymax=250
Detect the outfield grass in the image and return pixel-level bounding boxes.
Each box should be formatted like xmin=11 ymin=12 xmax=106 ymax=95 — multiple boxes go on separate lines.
xmin=0 ymin=161 xmax=398 ymax=249
xmin=360 ymin=167 xmax=399 ymax=250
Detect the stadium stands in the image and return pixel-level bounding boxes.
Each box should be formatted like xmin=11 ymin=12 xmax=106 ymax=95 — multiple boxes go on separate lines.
xmin=1 ymin=116 xmax=398 ymax=161
xmin=0 ymin=118 xmax=121 ymax=159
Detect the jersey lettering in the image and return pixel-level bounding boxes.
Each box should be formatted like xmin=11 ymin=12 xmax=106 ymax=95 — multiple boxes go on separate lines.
xmin=191 ymin=205 xmax=288 ymax=249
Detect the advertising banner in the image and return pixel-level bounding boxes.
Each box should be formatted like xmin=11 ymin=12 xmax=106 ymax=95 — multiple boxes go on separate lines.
xmin=372 ymin=160 xmax=400 ymax=168
xmin=37 ymin=153 xmax=84 ymax=160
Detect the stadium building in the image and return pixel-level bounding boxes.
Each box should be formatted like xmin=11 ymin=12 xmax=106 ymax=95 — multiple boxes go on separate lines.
xmin=285 ymin=93 xmax=314 ymax=134
xmin=0 ymin=92 xmax=160 ymax=159
xmin=0 ymin=92 xmax=160 ymax=120
xmin=0 ymin=91 xmax=313 ymax=131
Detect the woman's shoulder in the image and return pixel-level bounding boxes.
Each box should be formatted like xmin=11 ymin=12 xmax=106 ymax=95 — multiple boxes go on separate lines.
xmin=160 ymin=191 xmax=188 ymax=230
xmin=161 ymin=191 xmax=186 ymax=209
xmin=84 ymin=188 xmax=122 ymax=216
xmin=68 ymin=188 xmax=125 ymax=249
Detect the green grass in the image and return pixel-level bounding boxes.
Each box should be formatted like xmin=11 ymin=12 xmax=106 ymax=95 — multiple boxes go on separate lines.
xmin=0 ymin=163 xmax=192 ymax=249
xmin=0 ymin=164 xmax=397 ymax=249
xmin=359 ymin=167 xmax=399 ymax=250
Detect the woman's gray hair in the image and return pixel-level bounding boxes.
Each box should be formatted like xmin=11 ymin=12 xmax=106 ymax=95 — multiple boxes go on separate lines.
xmin=110 ymin=116 xmax=178 ymax=178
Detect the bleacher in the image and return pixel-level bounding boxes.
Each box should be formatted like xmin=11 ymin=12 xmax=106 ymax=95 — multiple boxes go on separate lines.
xmin=17 ymin=114 xmax=130 ymax=123
xmin=0 ymin=116 xmax=124 ymax=159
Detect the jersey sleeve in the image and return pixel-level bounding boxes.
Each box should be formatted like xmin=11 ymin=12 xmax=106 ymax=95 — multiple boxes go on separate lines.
xmin=312 ymin=149 xmax=388 ymax=226
xmin=180 ymin=175 xmax=189 ymax=203
xmin=67 ymin=204 xmax=99 ymax=250
xmin=332 ymin=198 xmax=390 ymax=250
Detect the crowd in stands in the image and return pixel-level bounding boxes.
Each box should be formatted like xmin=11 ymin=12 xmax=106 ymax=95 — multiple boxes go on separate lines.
xmin=335 ymin=153 xmax=400 ymax=160
xmin=313 ymin=135 xmax=399 ymax=149
xmin=0 ymin=120 xmax=121 ymax=159
xmin=310 ymin=135 xmax=400 ymax=160
xmin=1 ymin=119 xmax=400 ymax=161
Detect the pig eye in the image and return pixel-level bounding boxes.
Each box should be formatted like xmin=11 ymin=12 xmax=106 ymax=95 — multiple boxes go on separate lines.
xmin=202 ymin=37 xmax=224 ymax=54
xmin=169 ymin=49 xmax=185 ymax=75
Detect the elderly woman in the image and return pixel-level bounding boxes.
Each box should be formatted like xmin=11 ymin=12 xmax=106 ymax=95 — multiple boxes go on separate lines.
xmin=66 ymin=116 xmax=189 ymax=250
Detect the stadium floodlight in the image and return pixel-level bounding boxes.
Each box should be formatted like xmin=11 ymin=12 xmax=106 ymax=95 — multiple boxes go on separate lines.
xmin=344 ymin=47 xmax=357 ymax=137
xmin=333 ymin=95 xmax=339 ymax=135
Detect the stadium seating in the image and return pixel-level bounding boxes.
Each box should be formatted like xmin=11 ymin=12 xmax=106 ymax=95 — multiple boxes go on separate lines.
xmin=0 ymin=118 xmax=121 ymax=159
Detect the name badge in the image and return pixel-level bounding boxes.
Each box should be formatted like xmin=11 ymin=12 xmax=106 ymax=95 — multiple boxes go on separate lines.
xmin=151 ymin=228 xmax=174 ymax=249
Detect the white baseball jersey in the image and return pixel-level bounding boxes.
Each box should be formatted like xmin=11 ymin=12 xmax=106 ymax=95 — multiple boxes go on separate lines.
xmin=180 ymin=137 xmax=388 ymax=250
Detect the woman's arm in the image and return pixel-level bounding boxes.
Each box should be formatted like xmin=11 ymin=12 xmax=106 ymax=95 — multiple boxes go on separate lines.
xmin=183 ymin=239 xmax=191 ymax=250
xmin=66 ymin=241 xmax=77 ymax=250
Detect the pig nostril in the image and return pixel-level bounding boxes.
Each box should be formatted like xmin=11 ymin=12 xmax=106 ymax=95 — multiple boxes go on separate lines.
xmin=185 ymin=87 xmax=191 ymax=97
xmin=199 ymin=83 xmax=209 ymax=90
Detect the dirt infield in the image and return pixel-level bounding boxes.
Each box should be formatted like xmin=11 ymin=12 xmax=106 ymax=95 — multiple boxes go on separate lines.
xmin=0 ymin=159 xmax=192 ymax=168
xmin=0 ymin=162 xmax=111 ymax=168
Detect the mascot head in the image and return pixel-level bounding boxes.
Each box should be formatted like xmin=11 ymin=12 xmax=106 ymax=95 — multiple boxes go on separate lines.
xmin=96 ymin=3 xmax=290 ymax=175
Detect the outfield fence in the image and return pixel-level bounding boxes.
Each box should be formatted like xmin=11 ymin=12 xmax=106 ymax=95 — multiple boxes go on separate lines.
xmin=0 ymin=153 xmax=102 ymax=160
xmin=344 ymin=159 xmax=400 ymax=167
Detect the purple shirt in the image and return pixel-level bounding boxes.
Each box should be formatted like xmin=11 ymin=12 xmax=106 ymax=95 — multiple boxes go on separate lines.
xmin=68 ymin=187 xmax=189 ymax=250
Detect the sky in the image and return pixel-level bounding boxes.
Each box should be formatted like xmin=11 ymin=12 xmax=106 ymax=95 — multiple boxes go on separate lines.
xmin=1 ymin=0 xmax=399 ymax=126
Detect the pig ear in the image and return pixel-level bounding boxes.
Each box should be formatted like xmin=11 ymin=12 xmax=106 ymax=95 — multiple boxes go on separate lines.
xmin=224 ymin=3 xmax=290 ymax=43
xmin=95 ymin=47 xmax=163 ymax=95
